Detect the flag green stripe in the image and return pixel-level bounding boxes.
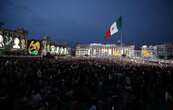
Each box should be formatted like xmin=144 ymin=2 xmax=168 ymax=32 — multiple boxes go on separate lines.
xmin=116 ymin=16 xmax=122 ymax=30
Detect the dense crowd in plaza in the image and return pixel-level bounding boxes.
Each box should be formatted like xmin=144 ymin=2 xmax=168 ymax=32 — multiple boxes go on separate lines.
xmin=0 ymin=57 xmax=173 ymax=110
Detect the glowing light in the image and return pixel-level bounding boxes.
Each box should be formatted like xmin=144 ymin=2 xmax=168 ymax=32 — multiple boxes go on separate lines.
xmin=13 ymin=37 xmax=20 ymax=49
xmin=0 ymin=35 xmax=4 ymax=48
xmin=28 ymin=41 xmax=40 ymax=56
xmin=50 ymin=45 xmax=56 ymax=54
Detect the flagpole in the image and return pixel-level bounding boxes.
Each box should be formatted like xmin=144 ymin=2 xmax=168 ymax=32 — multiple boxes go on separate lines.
xmin=120 ymin=30 xmax=123 ymax=56
xmin=120 ymin=16 xmax=123 ymax=57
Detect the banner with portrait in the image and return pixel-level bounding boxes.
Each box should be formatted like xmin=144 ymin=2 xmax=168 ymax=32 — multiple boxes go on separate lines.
xmin=28 ymin=40 xmax=41 ymax=56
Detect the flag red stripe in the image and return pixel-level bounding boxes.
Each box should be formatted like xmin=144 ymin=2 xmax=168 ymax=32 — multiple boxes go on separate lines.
xmin=105 ymin=31 xmax=111 ymax=39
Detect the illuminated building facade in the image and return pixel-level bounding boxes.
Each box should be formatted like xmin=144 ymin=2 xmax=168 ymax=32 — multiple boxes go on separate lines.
xmin=75 ymin=44 xmax=90 ymax=56
xmin=76 ymin=43 xmax=135 ymax=58
xmin=155 ymin=43 xmax=173 ymax=59
xmin=48 ymin=42 xmax=69 ymax=56
xmin=141 ymin=45 xmax=156 ymax=59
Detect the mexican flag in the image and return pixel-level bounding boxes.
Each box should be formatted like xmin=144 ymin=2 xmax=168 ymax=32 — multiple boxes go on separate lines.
xmin=105 ymin=16 xmax=122 ymax=39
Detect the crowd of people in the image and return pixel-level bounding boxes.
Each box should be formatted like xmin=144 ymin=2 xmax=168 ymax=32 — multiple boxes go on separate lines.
xmin=0 ymin=57 xmax=173 ymax=110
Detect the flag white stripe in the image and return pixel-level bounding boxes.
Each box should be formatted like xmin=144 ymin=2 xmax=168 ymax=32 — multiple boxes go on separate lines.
xmin=110 ymin=22 xmax=119 ymax=35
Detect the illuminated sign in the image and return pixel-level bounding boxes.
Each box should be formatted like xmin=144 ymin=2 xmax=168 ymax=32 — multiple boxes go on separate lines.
xmin=55 ymin=46 xmax=60 ymax=54
xmin=143 ymin=50 xmax=152 ymax=58
xmin=0 ymin=35 xmax=4 ymax=48
xmin=50 ymin=45 xmax=56 ymax=54
xmin=64 ymin=48 xmax=68 ymax=55
xmin=28 ymin=40 xmax=40 ymax=56
xmin=5 ymin=35 xmax=12 ymax=46
xmin=21 ymin=39 xmax=26 ymax=49
xmin=41 ymin=40 xmax=47 ymax=51
xmin=113 ymin=49 xmax=121 ymax=56
xmin=60 ymin=47 xmax=64 ymax=55
xmin=13 ymin=37 xmax=20 ymax=49
xmin=46 ymin=44 xmax=50 ymax=52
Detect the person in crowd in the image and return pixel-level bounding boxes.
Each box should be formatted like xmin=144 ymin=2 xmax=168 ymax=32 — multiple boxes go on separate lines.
xmin=0 ymin=58 xmax=172 ymax=110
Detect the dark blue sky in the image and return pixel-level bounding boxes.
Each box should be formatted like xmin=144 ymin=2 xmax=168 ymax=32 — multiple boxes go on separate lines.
xmin=0 ymin=0 xmax=173 ymax=46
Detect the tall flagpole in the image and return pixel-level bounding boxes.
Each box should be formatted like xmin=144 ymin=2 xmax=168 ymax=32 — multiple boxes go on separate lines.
xmin=121 ymin=31 xmax=123 ymax=56
xmin=121 ymin=16 xmax=123 ymax=57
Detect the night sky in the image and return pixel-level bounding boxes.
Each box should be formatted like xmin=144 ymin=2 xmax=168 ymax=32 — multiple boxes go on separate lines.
xmin=0 ymin=0 xmax=173 ymax=47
